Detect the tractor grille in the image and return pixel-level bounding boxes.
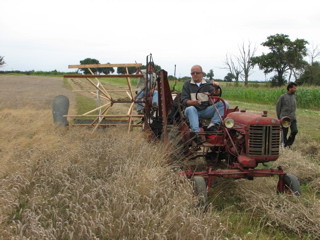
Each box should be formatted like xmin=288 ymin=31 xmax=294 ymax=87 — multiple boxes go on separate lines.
xmin=248 ymin=125 xmax=280 ymax=156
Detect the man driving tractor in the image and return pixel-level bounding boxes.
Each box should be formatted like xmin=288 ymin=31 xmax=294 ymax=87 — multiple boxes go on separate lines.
xmin=181 ymin=65 xmax=229 ymax=142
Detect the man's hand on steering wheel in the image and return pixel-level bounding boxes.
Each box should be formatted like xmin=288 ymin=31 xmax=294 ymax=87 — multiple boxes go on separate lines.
xmin=195 ymin=83 xmax=222 ymax=105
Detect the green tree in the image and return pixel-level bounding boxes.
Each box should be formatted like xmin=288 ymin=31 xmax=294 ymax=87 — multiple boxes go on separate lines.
xmin=117 ymin=67 xmax=137 ymax=74
xmin=0 ymin=56 xmax=5 ymax=67
xmin=224 ymin=73 xmax=235 ymax=82
xmin=140 ymin=64 xmax=162 ymax=73
xmin=251 ymin=34 xmax=308 ymax=86
xmin=100 ymin=63 xmax=114 ymax=74
xmin=79 ymin=58 xmax=100 ymax=74
xmin=297 ymin=61 xmax=320 ymax=85
xmin=168 ymin=75 xmax=177 ymax=80
xmin=207 ymin=69 xmax=214 ymax=80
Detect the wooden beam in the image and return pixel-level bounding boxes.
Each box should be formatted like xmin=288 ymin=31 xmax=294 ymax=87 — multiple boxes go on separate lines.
xmin=64 ymin=74 xmax=143 ymax=78
xmin=68 ymin=63 xmax=142 ymax=68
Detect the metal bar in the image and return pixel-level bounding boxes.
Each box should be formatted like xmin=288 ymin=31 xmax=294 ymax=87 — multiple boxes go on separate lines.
xmin=181 ymin=168 xmax=285 ymax=178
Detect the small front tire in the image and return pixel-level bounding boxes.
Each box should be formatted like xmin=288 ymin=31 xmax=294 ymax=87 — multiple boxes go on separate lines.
xmin=191 ymin=176 xmax=208 ymax=206
xmin=278 ymin=173 xmax=301 ymax=196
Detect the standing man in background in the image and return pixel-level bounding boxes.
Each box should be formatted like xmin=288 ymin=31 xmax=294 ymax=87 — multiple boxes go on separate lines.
xmin=276 ymin=82 xmax=298 ymax=148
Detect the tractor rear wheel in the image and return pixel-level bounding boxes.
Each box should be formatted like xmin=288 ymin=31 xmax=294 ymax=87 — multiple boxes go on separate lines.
xmin=191 ymin=176 xmax=208 ymax=207
xmin=52 ymin=95 xmax=69 ymax=126
xmin=278 ymin=173 xmax=301 ymax=196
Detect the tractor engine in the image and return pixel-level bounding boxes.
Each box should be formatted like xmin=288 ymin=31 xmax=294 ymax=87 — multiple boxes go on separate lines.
xmin=224 ymin=110 xmax=281 ymax=168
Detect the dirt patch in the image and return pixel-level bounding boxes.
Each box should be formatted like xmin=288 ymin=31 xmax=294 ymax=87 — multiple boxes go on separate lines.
xmin=0 ymin=75 xmax=75 ymax=110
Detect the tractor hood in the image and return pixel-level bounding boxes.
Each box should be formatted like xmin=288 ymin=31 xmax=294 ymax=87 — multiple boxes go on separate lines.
xmin=226 ymin=111 xmax=280 ymax=128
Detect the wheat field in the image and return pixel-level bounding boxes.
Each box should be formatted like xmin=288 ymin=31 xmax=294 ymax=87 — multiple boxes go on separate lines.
xmin=0 ymin=75 xmax=320 ymax=239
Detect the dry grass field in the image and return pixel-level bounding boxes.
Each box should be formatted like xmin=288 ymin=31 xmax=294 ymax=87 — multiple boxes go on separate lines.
xmin=0 ymin=75 xmax=320 ymax=239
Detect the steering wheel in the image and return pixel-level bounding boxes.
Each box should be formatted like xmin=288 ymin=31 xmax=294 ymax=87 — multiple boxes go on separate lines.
xmin=195 ymin=83 xmax=222 ymax=105
xmin=195 ymin=83 xmax=227 ymax=119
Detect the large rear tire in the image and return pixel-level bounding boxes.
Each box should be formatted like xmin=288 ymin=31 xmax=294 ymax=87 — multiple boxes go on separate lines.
xmin=52 ymin=95 xmax=69 ymax=126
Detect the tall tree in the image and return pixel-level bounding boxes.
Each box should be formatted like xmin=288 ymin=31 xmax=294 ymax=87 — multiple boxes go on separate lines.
xmin=207 ymin=69 xmax=214 ymax=80
xmin=99 ymin=63 xmax=114 ymax=74
xmin=251 ymin=34 xmax=308 ymax=86
xmin=308 ymin=44 xmax=320 ymax=65
xmin=237 ymin=42 xmax=257 ymax=86
xmin=225 ymin=54 xmax=242 ymax=82
xmin=117 ymin=66 xmax=137 ymax=74
xmin=0 ymin=56 xmax=5 ymax=67
xmin=224 ymin=73 xmax=235 ymax=82
xmin=79 ymin=58 xmax=100 ymax=74
xmin=297 ymin=61 xmax=320 ymax=85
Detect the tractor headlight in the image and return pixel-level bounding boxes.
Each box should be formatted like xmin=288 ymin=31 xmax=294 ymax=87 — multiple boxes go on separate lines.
xmin=280 ymin=116 xmax=291 ymax=128
xmin=224 ymin=117 xmax=235 ymax=128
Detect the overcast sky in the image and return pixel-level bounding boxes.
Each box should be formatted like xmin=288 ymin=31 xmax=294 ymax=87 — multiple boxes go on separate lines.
xmin=1 ymin=0 xmax=320 ymax=80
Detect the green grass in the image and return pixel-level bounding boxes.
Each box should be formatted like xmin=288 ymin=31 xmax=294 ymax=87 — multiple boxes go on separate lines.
xmin=224 ymin=86 xmax=320 ymax=110
xmin=75 ymin=95 xmax=97 ymax=115
xmin=222 ymin=212 xmax=303 ymax=240
xmin=99 ymin=77 xmax=139 ymax=87
xmin=172 ymin=80 xmax=320 ymax=110
xmin=63 ymin=77 xmax=72 ymax=90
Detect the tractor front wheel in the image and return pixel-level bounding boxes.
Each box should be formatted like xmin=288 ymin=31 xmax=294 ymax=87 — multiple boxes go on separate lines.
xmin=191 ymin=176 xmax=208 ymax=207
xmin=277 ymin=173 xmax=301 ymax=196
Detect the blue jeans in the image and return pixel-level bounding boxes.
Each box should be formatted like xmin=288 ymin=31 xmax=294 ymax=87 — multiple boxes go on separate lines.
xmin=185 ymin=101 xmax=229 ymax=132
xmin=136 ymin=90 xmax=158 ymax=111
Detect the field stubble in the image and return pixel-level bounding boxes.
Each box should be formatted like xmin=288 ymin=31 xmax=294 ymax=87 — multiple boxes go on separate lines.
xmin=0 ymin=75 xmax=320 ymax=239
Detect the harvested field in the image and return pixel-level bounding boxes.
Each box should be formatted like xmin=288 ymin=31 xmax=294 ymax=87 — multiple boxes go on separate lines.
xmin=0 ymin=75 xmax=320 ymax=239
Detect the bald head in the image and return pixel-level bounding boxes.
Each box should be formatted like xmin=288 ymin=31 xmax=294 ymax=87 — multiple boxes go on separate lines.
xmin=191 ymin=65 xmax=203 ymax=73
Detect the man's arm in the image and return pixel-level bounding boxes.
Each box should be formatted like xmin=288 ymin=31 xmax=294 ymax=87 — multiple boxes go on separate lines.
xmin=181 ymin=82 xmax=200 ymax=106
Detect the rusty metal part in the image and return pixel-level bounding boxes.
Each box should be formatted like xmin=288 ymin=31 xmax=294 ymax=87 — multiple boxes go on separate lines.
xmin=159 ymin=70 xmax=173 ymax=145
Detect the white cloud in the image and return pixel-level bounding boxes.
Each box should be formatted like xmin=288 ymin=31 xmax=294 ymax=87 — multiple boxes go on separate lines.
xmin=1 ymin=0 xmax=320 ymax=80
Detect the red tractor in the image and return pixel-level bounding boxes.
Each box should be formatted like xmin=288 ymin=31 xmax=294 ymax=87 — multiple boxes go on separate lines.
xmin=143 ymin=68 xmax=300 ymax=203
xmin=55 ymin=56 xmax=300 ymax=204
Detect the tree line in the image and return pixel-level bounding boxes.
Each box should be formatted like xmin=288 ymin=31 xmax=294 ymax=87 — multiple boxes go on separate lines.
xmin=224 ymin=34 xmax=320 ymax=86
xmin=76 ymin=34 xmax=319 ymax=87
xmin=1 ymin=33 xmax=319 ymax=86
xmin=77 ymin=58 xmax=162 ymax=75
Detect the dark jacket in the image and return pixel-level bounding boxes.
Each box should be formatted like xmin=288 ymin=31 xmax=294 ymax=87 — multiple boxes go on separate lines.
xmin=181 ymin=79 xmax=215 ymax=111
xmin=276 ymin=92 xmax=297 ymax=120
